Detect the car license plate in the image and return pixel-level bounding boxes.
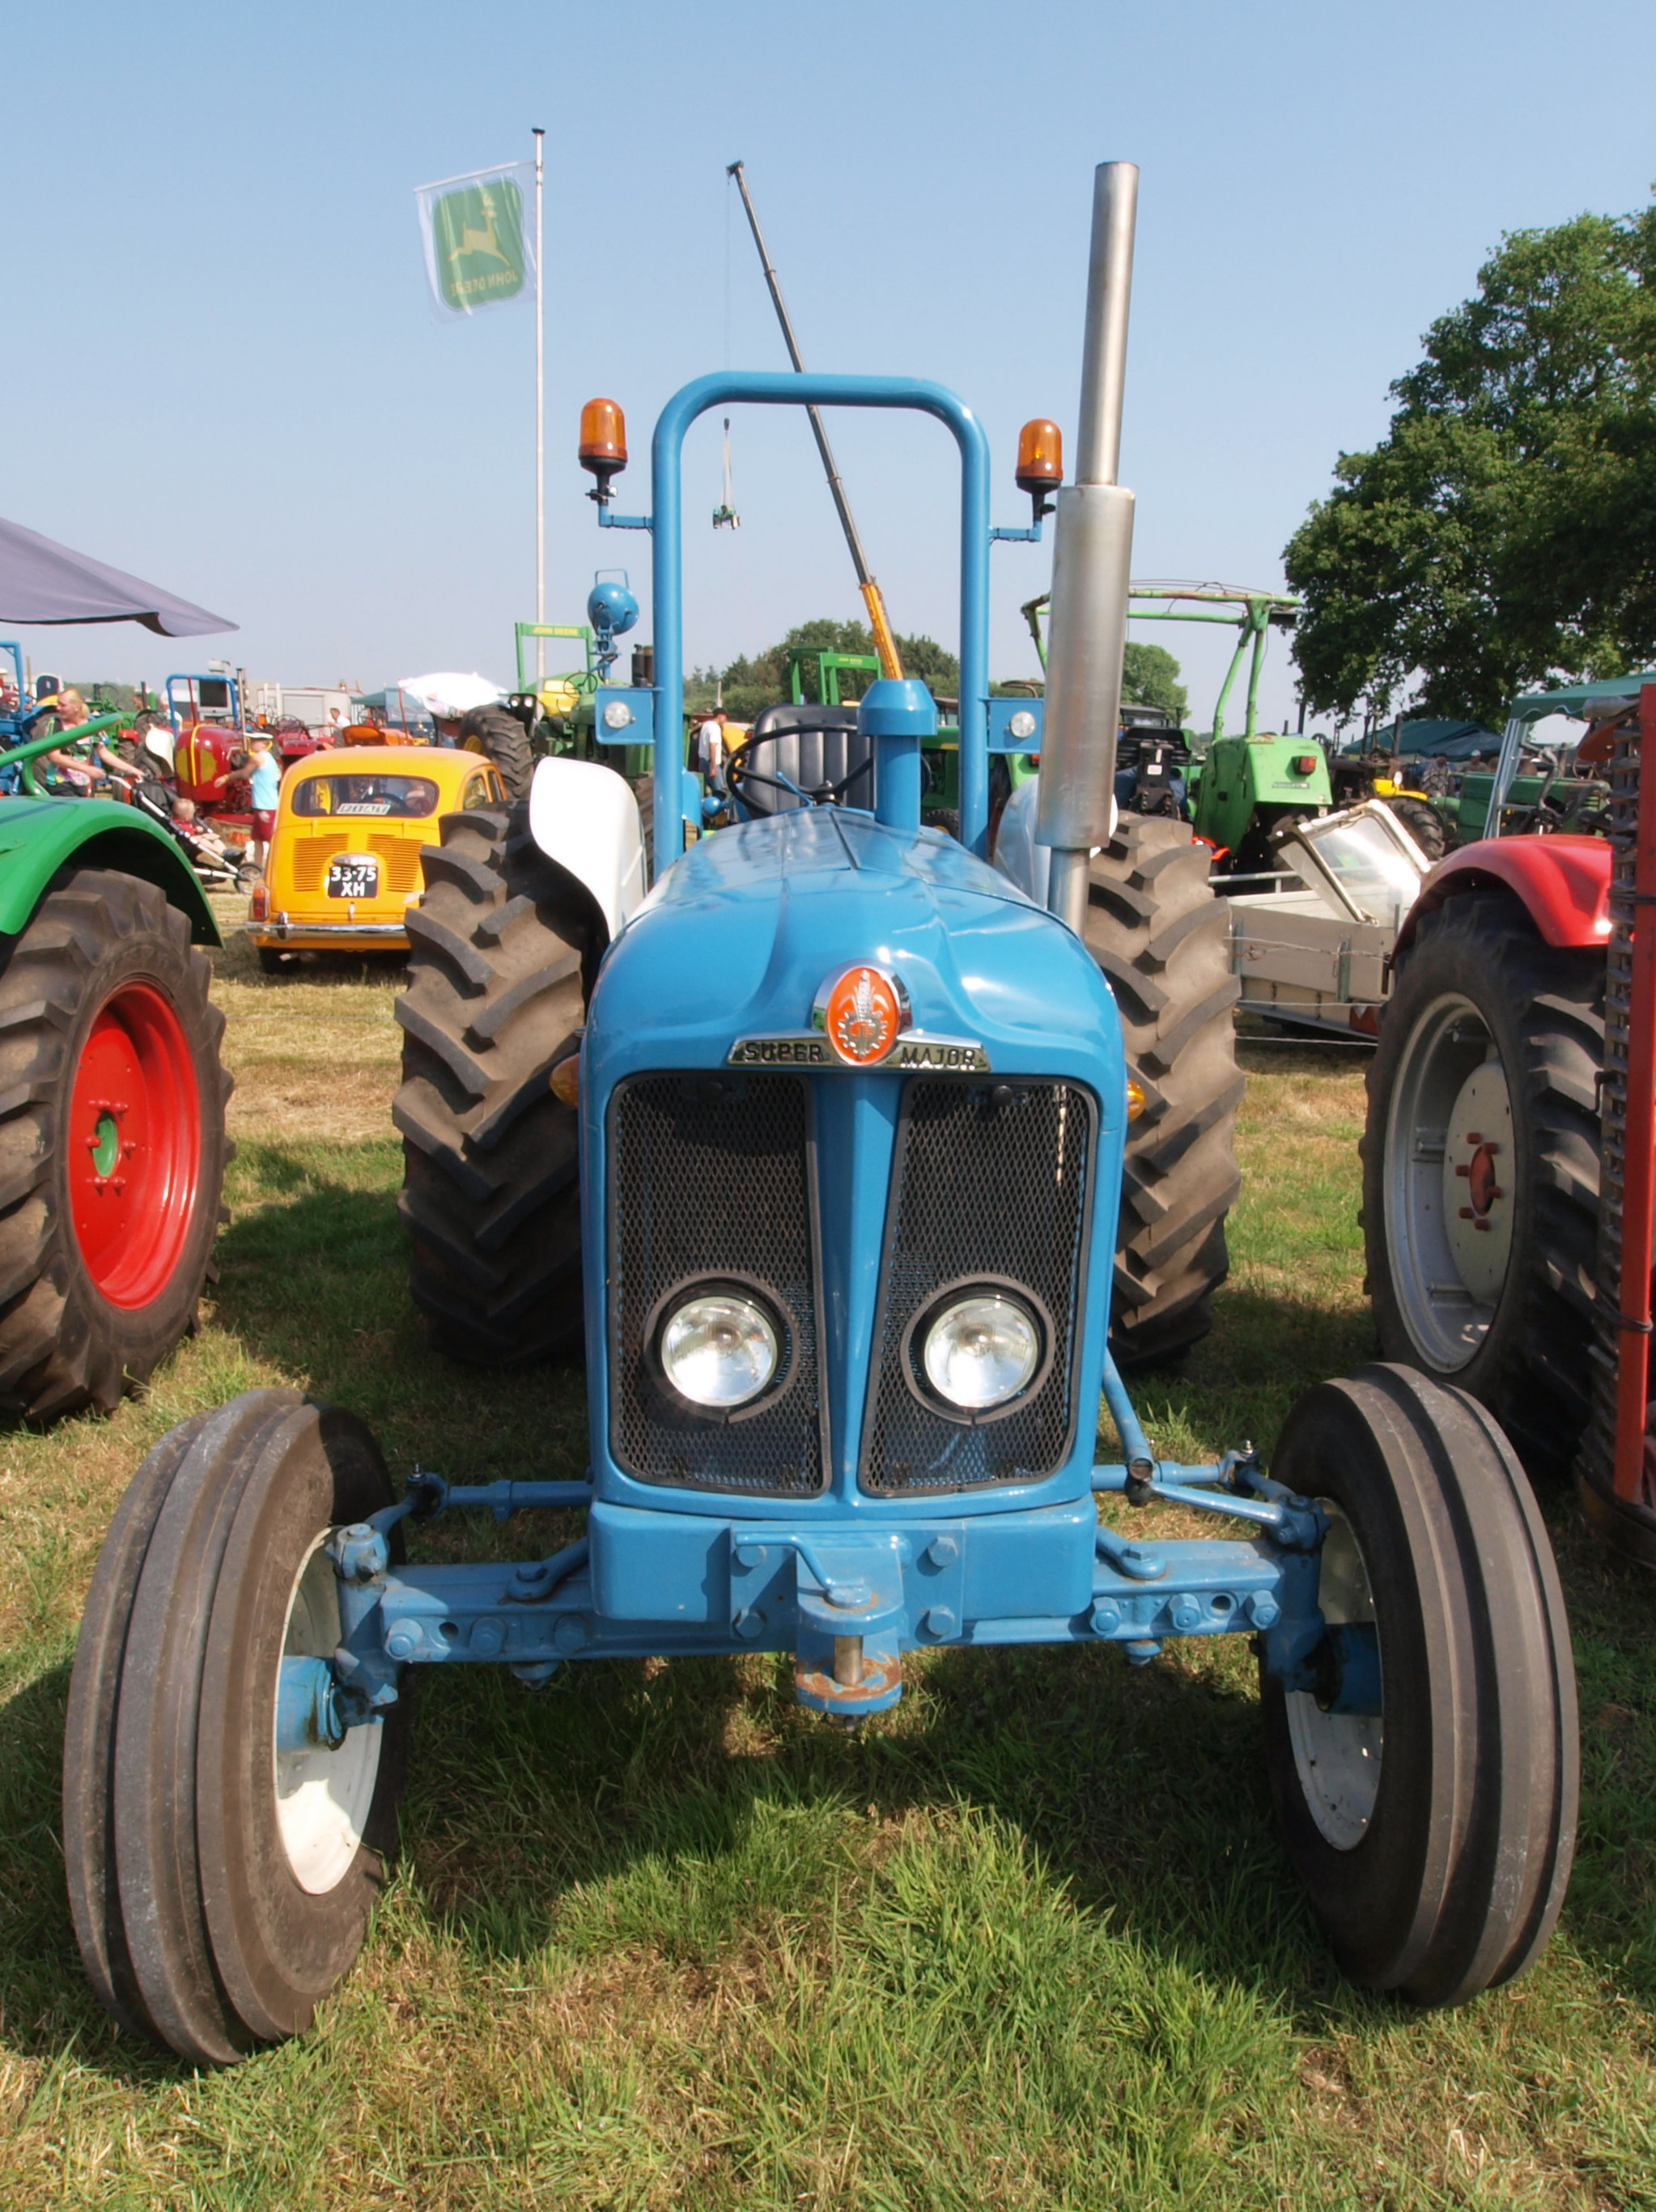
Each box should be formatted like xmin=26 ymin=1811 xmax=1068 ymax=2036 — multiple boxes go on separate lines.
xmin=327 ymin=857 xmax=378 ymax=898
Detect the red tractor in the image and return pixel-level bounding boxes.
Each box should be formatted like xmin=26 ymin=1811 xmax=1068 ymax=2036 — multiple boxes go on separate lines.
xmin=1363 ymin=675 xmax=1656 ymax=1560
xmin=168 ymin=673 xmax=331 ymax=827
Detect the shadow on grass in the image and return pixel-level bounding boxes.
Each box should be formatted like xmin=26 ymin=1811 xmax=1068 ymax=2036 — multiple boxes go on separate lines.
xmin=14 ymin=1157 xmax=1653 ymax=2077
xmin=11 ymin=1523 xmax=1656 ymax=2083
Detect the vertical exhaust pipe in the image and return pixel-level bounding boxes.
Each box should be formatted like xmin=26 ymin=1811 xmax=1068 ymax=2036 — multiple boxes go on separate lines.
xmin=1036 ymin=162 xmax=1139 ymax=932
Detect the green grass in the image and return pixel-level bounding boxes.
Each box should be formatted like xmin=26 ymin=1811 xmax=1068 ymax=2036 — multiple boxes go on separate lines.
xmin=2 ymin=953 xmax=1655 ymax=2209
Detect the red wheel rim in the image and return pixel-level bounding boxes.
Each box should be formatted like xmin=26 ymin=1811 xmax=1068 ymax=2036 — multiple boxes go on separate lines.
xmin=68 ymin=982 xmax=203 ymax=1309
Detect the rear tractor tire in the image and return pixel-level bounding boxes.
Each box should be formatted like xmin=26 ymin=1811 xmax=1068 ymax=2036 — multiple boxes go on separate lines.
xmin=1362 ymin=888 xmax=1603 ymax=1475
xmin=1085 ymin=816 xmax=1243 ymax=1365
xmin=0 ymin=868 xmax=231 ymax=1420
xmin=1382 ymin=794 xmax=1448 ymax=864
xmin=1263 ymin=1365 xmax=1577 ymax=2006
xmin=457 ymin=703 xmax=535 ymax=801
xmin=63 ymin=1390 xmax=410 ymax=2062
xmin=395 ymin=802 xmax=591 ymax=1365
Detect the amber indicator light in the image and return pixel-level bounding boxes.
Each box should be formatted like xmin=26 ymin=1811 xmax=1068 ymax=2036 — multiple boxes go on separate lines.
xmin=1014 ymin=418 xmax=1064 ymax=494
xmin=578 ymin=399 xmax=628 ymax=492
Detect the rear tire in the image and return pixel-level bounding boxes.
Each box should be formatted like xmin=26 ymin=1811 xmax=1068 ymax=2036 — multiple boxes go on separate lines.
xmin=1262 ymin=1365 xmax=1577 ymax=2006
xmin=1363 ymin=889 xmax=1603 ymax=1475
xmin=395 ymin=803 xmax=590 ymax=1364
xmin=1084 ymin=817 xmax=1242 ymax=1365
xmin=1383 ymin=794 xmax=1448 ymax=863
xmin=458 ymin=704 xmax=534 ymax=801
xmin=0 ymin=868 xmax=231 ymax=1420
xmin=63 ymin=1390 xmax=409 ymax=2061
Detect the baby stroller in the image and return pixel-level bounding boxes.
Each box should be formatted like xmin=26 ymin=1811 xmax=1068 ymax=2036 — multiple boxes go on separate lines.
xmin=128 ymin=778 xmax=262 ymax=891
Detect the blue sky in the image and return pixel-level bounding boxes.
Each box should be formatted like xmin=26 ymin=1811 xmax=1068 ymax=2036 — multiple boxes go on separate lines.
xmin=7 ymin=0 xmax=1655 ymax=731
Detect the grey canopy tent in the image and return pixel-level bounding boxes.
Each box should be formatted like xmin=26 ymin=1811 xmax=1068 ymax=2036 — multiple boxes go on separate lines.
xmin=0 ymin=516 xmax=234 ymax=637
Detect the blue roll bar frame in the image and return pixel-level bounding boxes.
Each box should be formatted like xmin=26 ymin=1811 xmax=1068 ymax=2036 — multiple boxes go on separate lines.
xmin=643 ymin=372 xmax=993 ymax=866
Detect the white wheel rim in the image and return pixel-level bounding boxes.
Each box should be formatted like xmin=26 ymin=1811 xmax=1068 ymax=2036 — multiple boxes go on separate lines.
xmin=1382 ymin=991 xmax=1514 ymax=1370
xmin=273 ymin=1535 xmax=382 ymax=1895
xmin=1284 ymin=1503 xmax=1383 ymax=1851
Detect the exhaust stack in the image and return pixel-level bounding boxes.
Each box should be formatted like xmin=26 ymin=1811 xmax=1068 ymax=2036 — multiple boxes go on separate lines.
xmin=1036 ymin=162 xmax=1139 ymax=933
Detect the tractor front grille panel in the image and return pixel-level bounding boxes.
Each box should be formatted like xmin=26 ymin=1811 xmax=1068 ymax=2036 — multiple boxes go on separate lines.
xmin=860 ymin=1079 xmax=1095 ymax=1494
xmin=1582 ymin=731 xmax=1638 ymax=1498
xmin=609 ymin=1072 xmax=826 ymax=1495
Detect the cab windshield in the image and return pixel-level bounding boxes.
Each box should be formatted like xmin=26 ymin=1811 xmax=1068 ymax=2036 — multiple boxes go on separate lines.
xmin=291 ymin=774 xmax=440 ymax=819
xmin=1288 ymin=811 xmax=1426 ymax=924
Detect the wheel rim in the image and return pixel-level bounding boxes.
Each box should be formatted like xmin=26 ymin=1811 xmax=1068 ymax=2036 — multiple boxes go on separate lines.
xmin=1382 ymin=991 xmax=1515 ymax=1371
xmin=273 ymin=1538 xmax=381 ymax=1896
xmin=68 ymin=980 xmax=203 ymax=1310
xmin=1285 ymin=1503 xmax=1384 ymax=1850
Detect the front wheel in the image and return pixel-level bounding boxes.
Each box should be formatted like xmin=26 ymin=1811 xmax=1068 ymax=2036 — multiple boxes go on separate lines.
xmin=62 ymin=1390 xmax=409 ymax=2061
xmin=1263 ymin=1365 xmax=1577 ymax=2007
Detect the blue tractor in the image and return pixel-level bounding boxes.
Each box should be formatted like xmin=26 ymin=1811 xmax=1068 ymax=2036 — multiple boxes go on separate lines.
xmin=65 ymin=168 xmax=1577 ymax=2063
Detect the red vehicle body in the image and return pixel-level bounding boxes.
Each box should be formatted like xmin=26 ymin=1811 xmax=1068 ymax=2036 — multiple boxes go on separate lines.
xmin=1380 ymin=703 xmax=1654 ymax=1560
xmin=168 ymin=675 xmax=333 ymax=826
xmin=1396 ymin=834 xmax=1612 ymax=953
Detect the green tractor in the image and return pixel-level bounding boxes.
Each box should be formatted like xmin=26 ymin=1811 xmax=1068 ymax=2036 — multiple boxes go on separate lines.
xmin=0 ymin=656 xmax=230 ymax=1420
xmin=783 ymin=647 xmax=971 ymax=834
xmin=1023 ymin=584 xmax=1333 ymax=873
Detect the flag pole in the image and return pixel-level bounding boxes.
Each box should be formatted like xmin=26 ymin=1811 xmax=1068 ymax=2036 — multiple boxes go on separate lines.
xmin=533 ymin=126 xmax=546 ymax=686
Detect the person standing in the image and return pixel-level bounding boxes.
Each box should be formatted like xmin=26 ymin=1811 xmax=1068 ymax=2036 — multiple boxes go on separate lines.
xmin=695 ymin=707 xmax=728 ymax=789
xmin=247 ymin=735 xmax=281 ymax=874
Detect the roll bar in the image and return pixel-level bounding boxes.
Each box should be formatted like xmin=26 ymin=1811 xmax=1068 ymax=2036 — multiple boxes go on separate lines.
xmin=643 ymin=371 xmax=991 ymax=868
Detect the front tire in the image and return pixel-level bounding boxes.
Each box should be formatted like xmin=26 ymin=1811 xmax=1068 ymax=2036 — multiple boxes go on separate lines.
xmin=395 ymin=803 xmax=590 ymax=1364
xmin=1263 ymin=1365 xmax=1577 ymax=2006
xmin=1363 ymin=889 xmax=1603 ymax=1474
xmin=63 ymin=1390 xmax=409 ymax=2061
xmin=1084 ymin=817 xmax=1243 ymax=1365
xmin=0 ymin=868 xmax=231 ymax=1420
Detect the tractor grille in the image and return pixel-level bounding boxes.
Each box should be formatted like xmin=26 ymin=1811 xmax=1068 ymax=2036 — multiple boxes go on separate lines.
xmin=1582 ymin=729 xmax=1637 ymax=1501
xmin=859 ymin=1079 xmax=1095 ymax=1494
xmin=608 ymin=1072 xmax=826 ymax=1495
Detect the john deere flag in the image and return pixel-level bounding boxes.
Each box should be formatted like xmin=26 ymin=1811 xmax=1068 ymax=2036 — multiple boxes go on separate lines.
xmin=414 ymin=161 xmax=534 ymax=318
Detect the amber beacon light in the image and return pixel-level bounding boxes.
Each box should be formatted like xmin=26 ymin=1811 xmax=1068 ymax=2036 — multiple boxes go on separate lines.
xmin=578 ymin=398 xmax=628 ymax=503
xmin=1014 ymin=418 xmax=1064 ymax=520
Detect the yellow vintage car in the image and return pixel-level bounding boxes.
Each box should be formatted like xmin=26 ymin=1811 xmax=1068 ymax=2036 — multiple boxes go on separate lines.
xmin=245 ymin=745 xmax=508 ymax=970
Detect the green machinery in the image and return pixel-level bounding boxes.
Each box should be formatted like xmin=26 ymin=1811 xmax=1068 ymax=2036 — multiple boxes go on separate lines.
xmin=786 ymin=648 xmax=969 ymax=826
xmin=0 ymin=667 xmax=231 ymax=1422
xmin=1023 ymin=584 xmax=1332 ymax=872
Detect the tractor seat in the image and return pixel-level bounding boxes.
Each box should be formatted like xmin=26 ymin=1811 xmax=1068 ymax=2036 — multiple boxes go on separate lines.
xmin=733 ymin=703 xmax=875 ymax=817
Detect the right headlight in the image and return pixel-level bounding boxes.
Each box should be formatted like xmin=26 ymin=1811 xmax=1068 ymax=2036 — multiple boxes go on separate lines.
xmin=919 ymin=1290 xmax=1042 ymax=1411
xmin=659 ymin=1289 xmax=779 ymax=1409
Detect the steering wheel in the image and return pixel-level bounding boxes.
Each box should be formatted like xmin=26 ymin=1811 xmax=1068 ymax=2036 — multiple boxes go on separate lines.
xmin=725 ymin=732 xmax=873 ymax=814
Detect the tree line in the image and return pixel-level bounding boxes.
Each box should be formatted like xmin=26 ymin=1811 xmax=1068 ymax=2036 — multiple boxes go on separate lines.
xmin=1286 ymin=198 xmax=1656 ymax=728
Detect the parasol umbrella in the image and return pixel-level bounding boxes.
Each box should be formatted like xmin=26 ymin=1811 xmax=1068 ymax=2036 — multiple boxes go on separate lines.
xmin=0 ymin=515 xmax=235 ymax=636
xmin=395 ymin=672 xmax=506 ymax=720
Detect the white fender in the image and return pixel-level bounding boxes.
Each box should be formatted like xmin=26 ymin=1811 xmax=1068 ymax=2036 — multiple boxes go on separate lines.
xmin=991 ymin=771 xmax=1116 ymax=909
xmin=526 ymin=755 xmax=646 ymax=942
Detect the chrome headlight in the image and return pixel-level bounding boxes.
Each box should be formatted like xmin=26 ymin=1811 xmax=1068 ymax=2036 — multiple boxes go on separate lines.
xmin=659 ymin=1289 xmax=780 ymax=1409
xmin=919 ymin=1289 xmax=1042 ymax=1411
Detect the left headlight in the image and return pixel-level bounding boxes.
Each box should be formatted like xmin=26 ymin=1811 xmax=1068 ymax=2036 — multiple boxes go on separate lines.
xmin=919 ymin=1290 xmax=1042 ymax=1411
xmin=659 ymin=1289 xmax=780 ymax=1409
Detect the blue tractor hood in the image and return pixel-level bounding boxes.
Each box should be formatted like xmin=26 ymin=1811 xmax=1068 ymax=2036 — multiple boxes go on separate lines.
xmin=587 ymin=809 xmax=1122 ymax=1089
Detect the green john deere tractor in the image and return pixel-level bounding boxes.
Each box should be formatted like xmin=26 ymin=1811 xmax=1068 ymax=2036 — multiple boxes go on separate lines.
xmin=0 ymin=656 xmax=230 ymax=1420
xmin=1023 ymin=584 xmax=1333 ymax=872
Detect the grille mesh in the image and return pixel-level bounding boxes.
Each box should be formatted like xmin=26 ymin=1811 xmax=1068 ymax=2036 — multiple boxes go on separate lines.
xmin=609 ymin=1072 xmax=826 ymax=1494
xmin=860 ymin=1079 xmax=1094 ymax=1493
